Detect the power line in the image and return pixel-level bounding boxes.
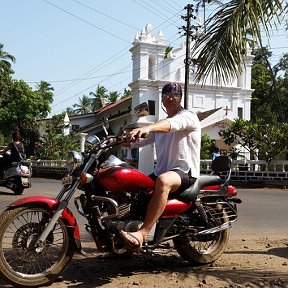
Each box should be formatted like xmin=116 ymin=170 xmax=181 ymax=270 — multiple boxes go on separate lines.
xmin=41 ymin=0 xmax=184 ymax=111
xmin=48 ymin=4 xmax=186 ymax=112
xmin=25 ymin=70 xmax=132 ymax=84
xmin=71 ymin=0 xmax=139 ymax=31
xmin=42 ymin=0 xmax=131 ymax=44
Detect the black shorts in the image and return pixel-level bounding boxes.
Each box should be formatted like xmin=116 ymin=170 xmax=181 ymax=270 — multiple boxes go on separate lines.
xmin=149 ymin=169 xmax=197 ymax=193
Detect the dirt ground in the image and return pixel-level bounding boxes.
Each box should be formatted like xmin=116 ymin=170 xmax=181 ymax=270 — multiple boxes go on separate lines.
xmin=2 ymin=237 xmax=287 ymax=288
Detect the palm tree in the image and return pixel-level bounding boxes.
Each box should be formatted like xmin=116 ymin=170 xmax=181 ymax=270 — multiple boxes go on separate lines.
xmin=65 ymin=107 xmax=75 ymax=115
xmin=90 ymin=85 xmax=107 ymax=111
xmin=36 ymin=81 xmax=54 ymax=118
xmin=37 ymin=81 xmax=54 ymax=103
xmin=191 ymin=0 xmax=287 ymax=85
xmin=72 ymin=95 xmax=92 ymax=114
xmin=121 ymin=88 xmax=132 ymax=99
xmin=0 ymin=43 xmax=16 ymax=73
xmin=107 ymin=91 xmax=120 ymax=103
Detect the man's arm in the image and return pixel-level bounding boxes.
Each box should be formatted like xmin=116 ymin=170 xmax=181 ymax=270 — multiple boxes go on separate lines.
xmin=128 ymin=119 xmax=171 ymax=143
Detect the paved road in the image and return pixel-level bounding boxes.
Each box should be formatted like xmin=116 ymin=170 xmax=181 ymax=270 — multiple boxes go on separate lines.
xmin=0 ymin=177 xmax=287 ymax=241
xmin=0 ymin=178 xmax=287 ymax=288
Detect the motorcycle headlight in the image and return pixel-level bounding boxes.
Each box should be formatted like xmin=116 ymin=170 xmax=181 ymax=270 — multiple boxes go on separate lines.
xmin=66 ymin=151 xmax=84 ymax=173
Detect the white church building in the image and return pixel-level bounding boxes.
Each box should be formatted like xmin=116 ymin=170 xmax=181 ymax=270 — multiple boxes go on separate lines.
xmin=66 ymin=24 xmax=254 ymax=175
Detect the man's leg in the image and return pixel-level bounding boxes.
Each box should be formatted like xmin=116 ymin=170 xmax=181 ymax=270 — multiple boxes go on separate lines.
xmin=120 ymin=171 xmax=181 ymax=247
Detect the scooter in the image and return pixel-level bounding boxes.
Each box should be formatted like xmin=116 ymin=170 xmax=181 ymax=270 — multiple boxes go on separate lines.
xmin=0 ymin=152 xmax=32 ymax=195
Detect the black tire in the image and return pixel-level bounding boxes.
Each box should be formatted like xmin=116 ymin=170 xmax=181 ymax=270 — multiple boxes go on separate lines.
xmin=12 ymin=178 xmax=24 ymax=195
xmin=173 ymin=209 xmax=229 ymax=265
xmin=0 ymin=206 xmax=75 ymax=287
xmin=13 ymin=186 xmax=24 ymax=195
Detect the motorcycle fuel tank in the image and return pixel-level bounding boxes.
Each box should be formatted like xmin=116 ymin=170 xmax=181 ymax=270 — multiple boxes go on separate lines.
xmin=97 ymin=166 xmax=155 ymax=193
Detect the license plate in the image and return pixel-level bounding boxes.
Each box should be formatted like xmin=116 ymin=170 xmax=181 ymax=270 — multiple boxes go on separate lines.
xmin=62 ymin=175 xmax=73 ymax=185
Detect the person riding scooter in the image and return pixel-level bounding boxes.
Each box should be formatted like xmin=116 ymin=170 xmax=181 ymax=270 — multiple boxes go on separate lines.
xmin=0 ymin=131 xmax=26 ymax=174
xmin=0 ymin=131 xmax=31 ymax=195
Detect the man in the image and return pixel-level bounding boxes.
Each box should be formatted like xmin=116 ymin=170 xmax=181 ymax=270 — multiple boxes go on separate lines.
xmin=119 ymin=82 xmax=201 ymax=251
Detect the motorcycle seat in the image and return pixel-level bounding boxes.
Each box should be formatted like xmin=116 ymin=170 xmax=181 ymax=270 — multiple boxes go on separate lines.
xmin=173 ymin=174 xmax=223 ymax=202
xmin=173 ymin=156 xmax=233 ymax=203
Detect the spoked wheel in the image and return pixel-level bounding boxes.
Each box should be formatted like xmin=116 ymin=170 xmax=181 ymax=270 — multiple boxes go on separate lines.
xmin=173 ymin=209 xmax=229 ymax=265
xmin=0 ymin=206 xmax=75 ymax=287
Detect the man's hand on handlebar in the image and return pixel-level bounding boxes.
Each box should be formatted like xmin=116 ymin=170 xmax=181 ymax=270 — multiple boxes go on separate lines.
xmin=127 ymin=127 xmax=150 ymax=143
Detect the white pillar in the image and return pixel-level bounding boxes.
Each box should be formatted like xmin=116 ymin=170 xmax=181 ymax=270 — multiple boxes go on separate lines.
xmin=254 ymin=149 xmax=259 ymax=171
xmin=63 ymin=113 xmax=70 ymax=136
xmin=80 ymin=133 xmax=88 ymax=153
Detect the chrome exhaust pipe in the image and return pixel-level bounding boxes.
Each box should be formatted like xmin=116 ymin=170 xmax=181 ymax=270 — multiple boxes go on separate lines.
xmin=197 ymin=222 xmax=232 ymax=235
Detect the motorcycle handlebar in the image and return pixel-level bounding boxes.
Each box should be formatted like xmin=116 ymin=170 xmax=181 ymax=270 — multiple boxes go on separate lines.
xmin=119 ymin=133 xmax=148 ymax=143
xmin=94 ymin=133 xmax=149 ymax=151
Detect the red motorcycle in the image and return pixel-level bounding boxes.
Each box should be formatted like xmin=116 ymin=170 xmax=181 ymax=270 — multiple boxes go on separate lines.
xmin=0 ymin=104 xmax=241 ymax=287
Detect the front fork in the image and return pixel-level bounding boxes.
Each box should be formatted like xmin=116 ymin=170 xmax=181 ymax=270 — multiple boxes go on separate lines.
xmin=36 ymin=153 xmax=102 ymax=249
xmin=35 ymin=180 xmax=80 ymax=249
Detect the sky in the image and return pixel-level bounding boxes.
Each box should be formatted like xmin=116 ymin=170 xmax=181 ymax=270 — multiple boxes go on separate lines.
xmin=1 ymin=0 xmax=287 ymax=116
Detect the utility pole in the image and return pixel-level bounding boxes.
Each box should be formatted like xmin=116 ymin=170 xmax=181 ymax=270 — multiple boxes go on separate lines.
xmin=181 ymin=4 xmax=199 ymax=109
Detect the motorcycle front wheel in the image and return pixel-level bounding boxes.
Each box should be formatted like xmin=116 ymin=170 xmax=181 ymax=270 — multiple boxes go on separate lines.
xmin=173 ymin=210 xmax=229 ymax=265
xmin=0 ymin=206 xmax=75 ymax=287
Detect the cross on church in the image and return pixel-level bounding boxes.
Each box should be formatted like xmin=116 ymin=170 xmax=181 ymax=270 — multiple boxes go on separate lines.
xmin=224 ymin=106 xmax=230 ymax=116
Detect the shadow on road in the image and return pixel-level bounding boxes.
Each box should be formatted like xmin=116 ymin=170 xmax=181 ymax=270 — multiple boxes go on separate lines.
xmin=0 ymin=245 xmax=287 ymax=288
xmin=268 ymin=246 xmax=288 ymax=260
xmin=52 ymin=249 xmax=288 ymax=288
xmin=0 ymin=190 xmax=14 ymax=196
xmin=224 ymin=243 xmax=288 ymax=260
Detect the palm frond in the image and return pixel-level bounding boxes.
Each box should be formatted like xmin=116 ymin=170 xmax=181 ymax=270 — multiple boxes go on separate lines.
xmin=191 ymin=0 xmax=286 ymax=85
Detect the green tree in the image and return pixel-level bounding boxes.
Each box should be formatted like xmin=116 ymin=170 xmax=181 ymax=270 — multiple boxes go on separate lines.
xmin=0 ymin=44 xmax=15 ymax=106
xmin=65 ymin=107 xmax=75 ymax=115
xmin=36 ymin=113 xmax=79 ymax=160
xmin=191 ymin=0 xmax=286 ymax=85
xmin=219 ymin=118 xmax=258 ymax=158
xmin=251 ymin=48 xmax=288 ymax=123
xmin=72 ymin=95 xmax=92 ymax=114
xmin=0 ymin=43 xmax=16 ymax=74
xmin=90 ymin=85 xmax=107 ymax=110
xmin=107 ymin=91 xmax=120 ymax=103
xmin=201 ymin=133 xmax=212 ymax=159
xmin=219 ymin=118 xmax=288 ymax=162
xmin=0 ymin=80 xmax=51 ymax=137
xmin=121 ymin=88 xmax=131 ymax=99
xmin=36 ymin=81 xmax=54 ymax=118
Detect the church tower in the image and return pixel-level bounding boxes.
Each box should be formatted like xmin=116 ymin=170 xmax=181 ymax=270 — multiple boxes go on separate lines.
xmin=128 ymin=24 xmax=254 ymax=173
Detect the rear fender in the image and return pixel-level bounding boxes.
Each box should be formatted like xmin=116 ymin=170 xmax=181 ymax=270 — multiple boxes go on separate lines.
xmin=201 ymin=185 xmax=237 ymax=197
xmin=7 ymin=195 xmax=81 ymax=250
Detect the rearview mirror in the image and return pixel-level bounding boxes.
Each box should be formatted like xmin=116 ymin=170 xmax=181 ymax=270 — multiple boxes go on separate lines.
xmin=134 ymin=102 xmax=149 ymax=117
xmin=86 ymin=135 xmax=100 ymax=145
xmin=120 ymin=102 xmax=149 ymax=132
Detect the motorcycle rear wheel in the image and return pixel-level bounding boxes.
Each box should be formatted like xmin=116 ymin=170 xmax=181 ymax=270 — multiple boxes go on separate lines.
xmin=0 ymin=206 xmax=75 ymax=287
xmin=173 ymin=210 xmax=229 ymax=265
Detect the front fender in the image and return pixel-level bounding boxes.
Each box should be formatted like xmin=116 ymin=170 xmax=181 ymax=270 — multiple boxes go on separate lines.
xmin=7 ymin=195 xmax=81 ymax=249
